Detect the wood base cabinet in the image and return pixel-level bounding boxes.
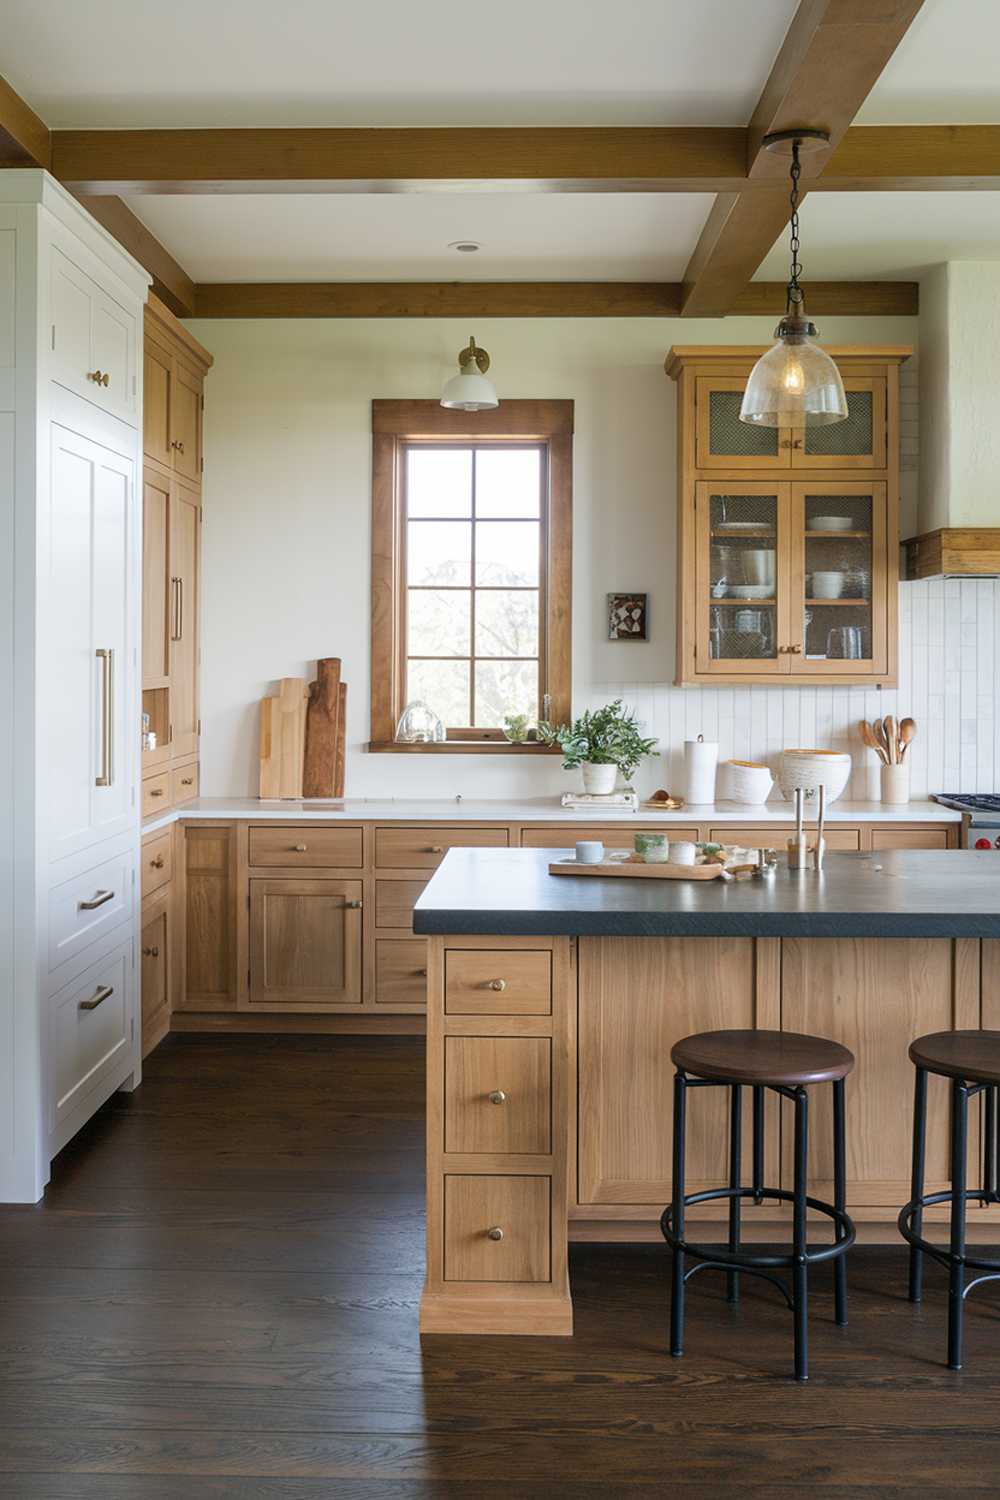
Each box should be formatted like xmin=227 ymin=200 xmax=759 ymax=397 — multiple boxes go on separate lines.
xmin=249 ymin=879 xmax=362 ymax=1008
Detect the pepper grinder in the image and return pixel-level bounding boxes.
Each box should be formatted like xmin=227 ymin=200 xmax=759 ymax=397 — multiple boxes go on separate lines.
xmin=787 ymin=786 xmax=809 ymax=870
xmin=813 ymin=783 xmax=827 ymax=871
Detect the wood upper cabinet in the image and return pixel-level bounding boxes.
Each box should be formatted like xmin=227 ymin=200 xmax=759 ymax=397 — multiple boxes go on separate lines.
xmin=667 ymin=346 xmax=909 ymax=687
xmin=143 ymin=302 xmax=209 ymax=481
xmin=249 ymin=878 xmax=363 ymax=1009
xmin=169 ymin=481 xmax=200 ymax=761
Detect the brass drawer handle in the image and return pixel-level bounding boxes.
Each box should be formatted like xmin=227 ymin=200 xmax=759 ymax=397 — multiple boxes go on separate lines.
xmin=486 ymin=1226 xmax=504 ymax=1242
xmin=80 ymin=983 xmax=114 ymax=1011
xmin=150 ymin=856 xmax=165 ymax=869
xmin=142 ymin=945 xmax=160 ymax=958
xmin=79 ymin=889 xmax=114 ymax=911
xmin=150 ymin=788 xmax=165 ymax=797
xmin=487 ymin=978 xmax=507 ymax=992
xmin=180 ymin=777 xmax=194 ymax=786
xmin=488 ymin=1090 xmax=507 ymax=1105
xmin=87 ymin=369 xmax=110 ymax=387
xmin=292 ymin=843 xmax=308 ymax=852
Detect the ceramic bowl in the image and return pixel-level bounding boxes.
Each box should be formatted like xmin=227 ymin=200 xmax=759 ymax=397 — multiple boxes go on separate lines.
xmin=779 ymin=748 xmax=852 ymax=803
xmin=809 ymin=515 xmax=853 ymax=531
xmin=721 ymin=759 xmax=774 ymax=805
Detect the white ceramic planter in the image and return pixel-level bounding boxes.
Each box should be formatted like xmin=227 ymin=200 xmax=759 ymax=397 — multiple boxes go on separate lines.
xmin=721 ymin=760 xmax=773 ymax=804
xmin=581 ymin=762 xmax=617 ymax=795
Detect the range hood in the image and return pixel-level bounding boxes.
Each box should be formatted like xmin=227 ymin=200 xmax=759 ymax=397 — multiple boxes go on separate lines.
xmin=904 ymin=529 xmax=1000 ymax=579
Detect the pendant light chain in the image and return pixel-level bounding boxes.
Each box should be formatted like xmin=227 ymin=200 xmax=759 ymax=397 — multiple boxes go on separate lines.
xmin=786 ymin=139 xmax=804 ymax=313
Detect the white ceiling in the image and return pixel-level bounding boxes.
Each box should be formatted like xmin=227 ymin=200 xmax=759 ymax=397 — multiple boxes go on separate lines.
xmin=858 ymin=0 xmax=1000 ymax=124
xmin=3 ymin=0 xmax=798 ymax=128
xmin=125 ymin=193 xmax=715 ymax=282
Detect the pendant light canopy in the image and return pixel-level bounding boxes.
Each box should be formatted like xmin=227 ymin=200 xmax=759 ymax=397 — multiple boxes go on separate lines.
xmin=440 ymin=335 xmax=499 ymax=411
xmin=740 ymin=131 xmax=847 ymax=430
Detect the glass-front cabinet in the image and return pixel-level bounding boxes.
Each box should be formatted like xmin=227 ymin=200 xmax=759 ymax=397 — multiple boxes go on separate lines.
xmin=668 ymin=345 xmax=909 ymax=686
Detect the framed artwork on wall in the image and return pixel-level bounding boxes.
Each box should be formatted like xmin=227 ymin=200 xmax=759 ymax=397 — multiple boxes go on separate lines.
xmin=608 ymin=592 xmax=647 ymax=641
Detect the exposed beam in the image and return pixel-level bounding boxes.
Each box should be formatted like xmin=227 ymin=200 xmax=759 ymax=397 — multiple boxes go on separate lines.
xmin=192 ymin=280 xmax=916 ymax=320
xmin=823 ymin=125 xmax=1000 ymax=189
xmin=74 ymin=195 xmax=196 ymax=316
xmin=680 ymin=0 xmax=926 ymax=317
xmin=0 ymin=73 xmax=50 ymax=167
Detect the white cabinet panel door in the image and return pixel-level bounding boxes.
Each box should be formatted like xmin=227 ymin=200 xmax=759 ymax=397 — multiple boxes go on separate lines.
xmin=50 ymin=247 xmax=137 ymax=425
xmin=47 ymin=424 xmax=135 ymax=862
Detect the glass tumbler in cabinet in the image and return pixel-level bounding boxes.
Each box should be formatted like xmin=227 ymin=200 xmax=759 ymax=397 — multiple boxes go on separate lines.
xmin=695 ymin=484 xmax=787 ymax=675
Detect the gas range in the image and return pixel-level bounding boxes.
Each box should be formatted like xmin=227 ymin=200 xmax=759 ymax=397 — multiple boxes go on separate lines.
xmin=933 ymin=795 xmax=1000 ymax=849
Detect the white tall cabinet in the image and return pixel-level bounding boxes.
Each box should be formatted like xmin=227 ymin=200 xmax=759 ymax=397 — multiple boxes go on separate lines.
xmin=0 ymin=171 xmax=150 ymax=1202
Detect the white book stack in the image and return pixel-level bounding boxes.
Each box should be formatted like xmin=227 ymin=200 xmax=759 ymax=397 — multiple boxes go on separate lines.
xmin=560 ymin=791 xmax=639 ymax=812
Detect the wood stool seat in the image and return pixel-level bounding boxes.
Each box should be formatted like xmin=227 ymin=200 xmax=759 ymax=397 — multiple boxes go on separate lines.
xmin=672 ymin=1028 xmax=855 ymax=1087
xmin=908 ymin=1030 xmax=1000 ymax=1086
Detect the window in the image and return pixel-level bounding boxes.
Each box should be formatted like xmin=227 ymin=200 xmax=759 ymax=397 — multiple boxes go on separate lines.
xmin=370 ymin=400 xmax=572 ymax=751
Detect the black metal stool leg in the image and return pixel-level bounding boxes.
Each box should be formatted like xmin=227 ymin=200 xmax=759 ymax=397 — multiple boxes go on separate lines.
xmin=832 ymin=1077 xmax=848 ymax=1327
xmin=908 ymin=1066 xmax=928 ymax=1303
xmin=948 ymin=1079 xmax=969 ymax=1371
xmin=670 ymin=1070 xmax=687 ymax=1358
xmin=792 ymin=1086 xmax=809 ymax=1382
xmin=752 ymin=1085 xmax=764 ymax=1206
xmin=727 ymin=1083 xmax=742 ymax=1303
xmin=985 ymin=1085 xmax=997 ymax=1205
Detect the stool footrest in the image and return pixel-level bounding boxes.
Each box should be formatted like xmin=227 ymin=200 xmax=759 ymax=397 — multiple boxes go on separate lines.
xmin=899 ymin=1190 xmax=1000 ymax=1278
xmin=662 ymin=1185 xmax=855 ymax=1270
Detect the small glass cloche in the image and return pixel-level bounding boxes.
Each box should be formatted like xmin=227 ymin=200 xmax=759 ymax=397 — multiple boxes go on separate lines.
xmin=395 ymin=700 xmax=446 ymax=744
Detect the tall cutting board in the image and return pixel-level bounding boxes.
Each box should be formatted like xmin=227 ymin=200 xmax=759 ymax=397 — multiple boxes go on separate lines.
xmin=259 ymin=677 xmax=309 ymax=798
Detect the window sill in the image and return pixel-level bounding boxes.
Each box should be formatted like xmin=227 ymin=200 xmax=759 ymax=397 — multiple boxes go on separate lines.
xmin=367 ymin=740 xmax=562 ymax=755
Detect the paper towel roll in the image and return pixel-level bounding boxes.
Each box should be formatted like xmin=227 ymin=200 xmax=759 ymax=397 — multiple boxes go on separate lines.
xmin=684 ymin=736 xmax=719 ymax=805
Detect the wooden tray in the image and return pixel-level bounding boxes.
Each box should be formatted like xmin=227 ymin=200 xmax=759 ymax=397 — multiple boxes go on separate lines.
xmin=548 ymin=855 xmax=725 ymax=881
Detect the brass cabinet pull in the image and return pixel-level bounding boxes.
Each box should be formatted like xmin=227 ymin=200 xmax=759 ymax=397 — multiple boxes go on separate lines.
xmin=79 ymin=983 xmax=114 ymax=1011
xmin=142 ymin=945 xmax=160 ymax=958
xmin=170 ymin=576 xmax=183 ymax=641
xmin=486 ymin=1226 xmax=504 ymax=1242
xmin=150 ymin=788 xmax=165 ymax=797
xmin=95 ymin=648 xmax=114 ymax=786
xmin=345 ymin=899 xmax=363 ymax=909
xmin=488 ymin=1090 xmax=507 ymax=1105
xmin=180 ymin=777 xmax=194 ymax=786
xmin=415 ymin=968 xmax=428 ymax=978
xmin=487 ymin=978 xmax=507 ymax=992
xmin=79 ymin=888 xmax=114 ymax=911
xmin=427 ymin=845 xmax=443 ymax=854
xmin=791 ymin=438 xmax=803 ymax=449
xmin=150 ymin=856 xmax=165 ymax=869
xmin=788 ymin=644 xmax=802 ymax=655
xmin=87 ymin=369 xmax=110 ymax=387
xmin=292 ymin=843 xmax=308 ymax=852
xmin=171 ymin=439 xmax=185 ymax=453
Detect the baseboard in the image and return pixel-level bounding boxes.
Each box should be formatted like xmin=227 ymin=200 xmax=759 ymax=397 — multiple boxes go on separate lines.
xmin=170 ymin=1011 xmax=427 ymax=1035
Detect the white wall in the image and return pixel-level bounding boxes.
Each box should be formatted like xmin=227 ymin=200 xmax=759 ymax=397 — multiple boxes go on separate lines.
xmin=185 ymin=311 xmax=997 ymax=804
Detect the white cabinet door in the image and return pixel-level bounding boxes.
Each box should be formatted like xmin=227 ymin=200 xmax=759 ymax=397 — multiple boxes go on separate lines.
xmin=50 ymin=247 xmax=137 ymax=425
xmin=47 ymin=424 xmax=135 ymax=862
xmin=50 ymin=935 xmax=133 ymax=1139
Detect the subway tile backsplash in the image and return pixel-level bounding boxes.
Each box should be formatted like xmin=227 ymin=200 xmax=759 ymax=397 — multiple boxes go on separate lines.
xmin=580 ymin=580 xmax=998 ymax=802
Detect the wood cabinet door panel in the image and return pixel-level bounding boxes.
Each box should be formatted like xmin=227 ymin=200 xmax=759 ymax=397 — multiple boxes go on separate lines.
xmin=141 ymin=830 xmax=172 ymax=900
xmin=171 ymin=362 xmax=202 ymax=483
xmin=141 ymin=904 xmax=169 ymax=1049
xmin=375 ymin=939 xmax=427 ymax=1006
xmin=871 ymin=828 xmax=951 ymax=851
xmin=375 ymin=878 xmax=428 ymax=930
xmin=249 ymin=878 xmax=362 ymax=1008
xmin=445 ymin=1037 xmax=552 ymax=1154
xmin=142 ymin=471 xmax=171 ymax=687
xmin=781 ymin=938 xmax=979 ymax=1211
xmin=695 ymin=376 xmax=785 ymax=470
xmin=578 ymin=935 xmax=764 ymax=1206
xmin=182 ymin=825 xmax=237 ymax=1011
xmin=375 ymin=826 xmax=509 ymax=869
xmin=791 ymin=378 xmax=886 ymax=470
xmin=169 ymin=481 xmax=199 ymax=761
xmin=143 ymin=339 xmax=172 ymax=466
xmin=444 ymin=1175 xmax=551 ymax=1282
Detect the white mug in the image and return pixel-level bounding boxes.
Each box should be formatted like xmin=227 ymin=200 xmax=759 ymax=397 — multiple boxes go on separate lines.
xmin=670 ymin=840 xmax=697 ymax=867
xmin=575 ymin=840 xmax=604 ymax=864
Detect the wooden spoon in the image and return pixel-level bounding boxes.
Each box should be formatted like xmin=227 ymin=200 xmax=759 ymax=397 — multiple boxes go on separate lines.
xmin=898 ymin=717 xmax=916 ymax=760
xmin=873 ymin=718 xmax=892 ymax=765
xmin=858 ymin=720 xmax=888 ymax=765
xmin=883 ymin=715 xmax=898 ymax=764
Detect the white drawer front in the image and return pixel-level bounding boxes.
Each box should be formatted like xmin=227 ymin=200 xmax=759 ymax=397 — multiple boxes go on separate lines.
xmin=49 ymin=847 xmax=133 ymax=974
xmin=51 ymin=938 xmax=132 ymax=1127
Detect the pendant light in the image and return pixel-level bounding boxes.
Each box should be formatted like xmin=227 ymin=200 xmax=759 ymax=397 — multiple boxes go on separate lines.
xmin=740 ymin=131 xmax=847 ymax=429
xmin=440 ymin=335 xmax=499 ymax=411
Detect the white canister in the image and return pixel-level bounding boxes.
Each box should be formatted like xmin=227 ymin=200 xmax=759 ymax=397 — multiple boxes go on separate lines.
xmin=670 ymin=840 xmax=698 ymax=867
xmin=684 ymin=736 xmax=719 ymax=805
xmin=881 ymin=763 xmax=910 ymax=806
xmin=575 ymin=840 xmax=604 ymax=864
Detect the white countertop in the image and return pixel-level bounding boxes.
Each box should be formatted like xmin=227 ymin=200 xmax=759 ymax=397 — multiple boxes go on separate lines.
xmin=144 ymin=795 xmax=961 ymax=831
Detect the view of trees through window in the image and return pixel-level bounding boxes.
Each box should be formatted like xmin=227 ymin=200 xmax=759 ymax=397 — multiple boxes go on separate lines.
xmin=404 ymin=444 xmax=544 ymax=731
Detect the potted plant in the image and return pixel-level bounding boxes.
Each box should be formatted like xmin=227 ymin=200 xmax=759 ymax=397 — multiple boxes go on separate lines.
xmin=539 ymin=700 xmax=657 ymax=795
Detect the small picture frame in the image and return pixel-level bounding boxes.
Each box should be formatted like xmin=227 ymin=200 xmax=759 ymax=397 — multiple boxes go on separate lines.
xmin=608 ymin=592 xmax=648 ymax=641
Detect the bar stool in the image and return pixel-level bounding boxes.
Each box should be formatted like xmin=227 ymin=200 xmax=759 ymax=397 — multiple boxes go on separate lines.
xmin=660 ymin=1028 xmax=856 ymax=1382
xmin=898 ymin=1030 xmax=1000 ymax=1370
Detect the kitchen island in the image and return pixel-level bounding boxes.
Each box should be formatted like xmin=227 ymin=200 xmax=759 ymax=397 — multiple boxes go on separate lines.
xmin=414 ymin=847 xmax=1000 ymax=1335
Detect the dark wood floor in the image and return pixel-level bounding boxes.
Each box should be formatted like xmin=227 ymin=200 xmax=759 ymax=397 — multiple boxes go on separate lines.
xmin=2 ymin=1034 xmax=1000 ymax=1498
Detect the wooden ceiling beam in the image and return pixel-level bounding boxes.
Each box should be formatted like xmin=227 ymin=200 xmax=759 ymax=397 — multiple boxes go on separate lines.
xmin=0 ymin=73 xmax=50 ymax=167
xmin=680 ymin=0 xmax=926 ymax=317
xmin=192 ymin=280 xmax=916 ymax=319
xmin=74 ymin=196 xmax=196 ymax=316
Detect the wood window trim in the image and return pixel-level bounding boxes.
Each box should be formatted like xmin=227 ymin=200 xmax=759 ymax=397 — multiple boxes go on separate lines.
xmin=370 ymin=400 xmax=573 ymax=753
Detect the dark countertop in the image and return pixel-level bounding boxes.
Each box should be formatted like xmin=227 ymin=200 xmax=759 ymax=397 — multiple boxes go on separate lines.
xmin=413 ymin=847 xmax=1000 ymax=939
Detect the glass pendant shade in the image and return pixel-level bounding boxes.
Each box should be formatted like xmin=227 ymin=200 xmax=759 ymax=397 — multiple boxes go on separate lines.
xmin=440 ymin=367 xmax=499 ymax=411
xmin=740 ymin=321 xmax=848 ymax=428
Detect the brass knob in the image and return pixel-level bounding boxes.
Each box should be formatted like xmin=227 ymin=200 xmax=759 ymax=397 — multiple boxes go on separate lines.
xmin=416 ymin=968 xmax=428 ymax=978
xmin=292 ymin=843 xmax=307 ymax=852
xmin=346 ymin=899 xmax=363 ymax=909
xmin=427 ymin=846 xmax=443 ymax=854
xmin=142 ymin=945 xmax=159 ymax=958
xmin=487 ymin=978 xmax=506 ymax=992
xmin=151 ymin=856 xmax=165 ymax=869
xmin=171 ymin=439 xmax=185 ymax=452
xmin=788 ymin=644 xmax=802 ymax=655
xmin=181 ymin=777 xmax=193 ymax=786
xmin=488 ymin=1090 xmax=507 ymax=1105
xmin=150 ymin=788 xmax=164 ymax=797
xmin=87 ymin=369 xmax=109 ymax=386
xmin=486 ymin=1226 xmax=504 ymax=1242
xmin=791 ymin=438 xmax=803 ymax=449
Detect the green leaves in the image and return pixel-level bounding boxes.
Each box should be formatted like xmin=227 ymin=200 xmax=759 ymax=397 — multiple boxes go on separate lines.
xmin=537 ymin=700 xmax=657 ymax=779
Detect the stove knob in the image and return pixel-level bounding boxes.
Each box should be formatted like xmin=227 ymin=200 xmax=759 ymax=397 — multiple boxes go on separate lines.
xmin=994 ymin=837 xmax=1000 ymax=850
xmin=975 ymin=838 xmax=992 ymax=850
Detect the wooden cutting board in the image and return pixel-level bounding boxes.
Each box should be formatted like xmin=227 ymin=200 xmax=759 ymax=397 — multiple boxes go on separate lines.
xmin=548 ymin=855 xmax=726 ymax=881
xmin=259 ymin=677 xmax=309 ymax=799
xmin=303 ymin=657 xmax=341 ymax=798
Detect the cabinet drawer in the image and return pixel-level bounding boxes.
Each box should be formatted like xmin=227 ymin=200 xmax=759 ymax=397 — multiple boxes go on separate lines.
xmin=51 ymin=937 xmax=132 ymax=1128
xmin=375 ymin=939 xmax=427 ymax=1006
xmin=249 ymin=825 xmax=363 ymax=868
xmin=444 ymin=1175 xmax=551 ymax=1282
xmin=871 ymin=827 xmax=951 ymax=851
xmin=375 ymin=878 xmax=428 ymax=931
xmin=445 ymin=949 xmax=552 ymax=1016
xmin=171 ymin=762 xmax=199 ymax=806
xmin=445 ymin=1037 xmax=551 ymax=1155
xmin=375 ymin=826 xmax=508 ymax=869
xmin=142 ymin=772 xmax=171 ymax=818
xmin=521 ymin=824 xmax=700 ymax=850
xmin=49 ymin=847 xmax=133 ymax=973
xmin=141 ymin=830 xmax=172 ymax=900
xmin=709 ymin=824 xmax=861 ymax=851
